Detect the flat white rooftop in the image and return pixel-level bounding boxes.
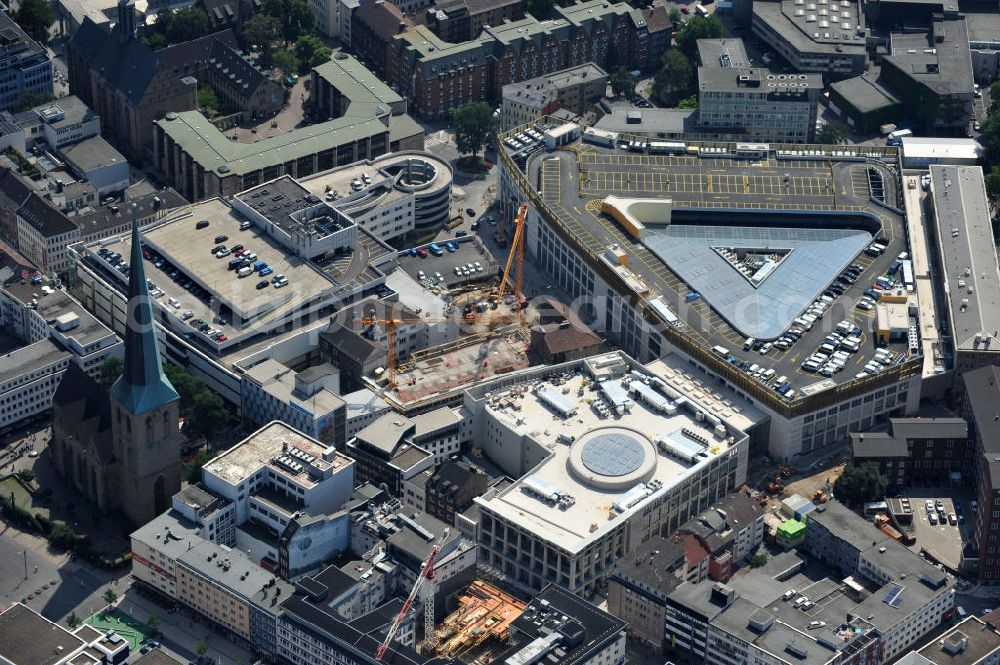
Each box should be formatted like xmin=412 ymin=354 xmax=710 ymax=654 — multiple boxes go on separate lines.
xmin=203 ymin=421 xmax=352 ymax=489
xmin=477 ymin=361 xmax=740 ymax=552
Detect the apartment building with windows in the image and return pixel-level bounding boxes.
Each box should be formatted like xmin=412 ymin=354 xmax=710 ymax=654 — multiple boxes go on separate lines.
xmin=0 ymin=12 xmax=53 ymax=112
xmin=697 ymin=67 xmax=822 ymax=143
xmin=500 ymin=64 xmax=607 ymax=131
xmin=0 ymin=339 xmax=71 ymax=431
xmin=241 ymin=359 xmax=347 ymax=447
xmin=962 ymin=365 xmax=1000 ymax=581
xmin=850 ymin=417 xmax=972 ymax=489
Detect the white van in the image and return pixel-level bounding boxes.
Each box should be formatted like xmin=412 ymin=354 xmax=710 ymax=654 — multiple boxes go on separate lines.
xmin=237 ymin=266 xmax=252 ymax=277
xmin=744 ymin=337 xmax=756 ymax=351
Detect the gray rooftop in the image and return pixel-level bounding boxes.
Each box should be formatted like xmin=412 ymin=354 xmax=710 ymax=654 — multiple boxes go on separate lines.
xmin=808 ymin=501 xmax=891 ymax=553
xmin=0 ymin=338 xmax=70 ymax=384
xmin=752 ymin=0 xmax=867 ymax=53
xmin=0 ymin=604 xmax=86 ymax=665
xmin=829 ymin=76 xmax=901 ymax=113
xmin=851 ymin=418 xmax=967 ymax=459
xmin=60 ymin=135 xmax=126 ymax=173
xmin=502 ymin=63 xmax=607 ymax=111
xmin=697 ymin=38 xmax=750 ymax=68
xmin=643 ymin=219 xmax=873 ymax=339
xmin=886 ymin=17 xmax=973 ymax=96
xmin=355 ymin=413 xmax=415 ymax=454
xmin=178 ymin=537 xmax=294 ymax=611
xmin=593 ymin=107 xmax=694 ymax=135
xmin=698 ymin=67 xmax=822 ymax=94
xmin=929 ymin=165 xmax=1000 ymax=351
xmin=130 ymin=509 xmax=204 ymax=560
xmin=915 ymin=617 xmax=1000 ymax=665
xmin=12 ymin=96 xmax=95 ymax=132
xmin=2 ymin=280 xmax=115 ymax=347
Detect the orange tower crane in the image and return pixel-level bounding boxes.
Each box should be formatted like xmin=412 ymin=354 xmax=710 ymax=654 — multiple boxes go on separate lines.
xmin=492 ymin=203 xmax=528 ymax=321
xmin=360 ymin=314 xmax=434 ymax=388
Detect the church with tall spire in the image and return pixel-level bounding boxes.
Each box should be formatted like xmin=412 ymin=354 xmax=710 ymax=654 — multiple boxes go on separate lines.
xmin=51 ymin=218 xmax=182 ymax=526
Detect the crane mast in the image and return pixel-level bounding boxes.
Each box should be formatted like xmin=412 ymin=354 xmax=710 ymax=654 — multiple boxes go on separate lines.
xmin=375 ymin=528 xmax=450 ymax=661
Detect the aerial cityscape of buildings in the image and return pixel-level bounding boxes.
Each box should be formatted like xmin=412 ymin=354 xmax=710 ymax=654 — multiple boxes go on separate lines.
xmin=3 ymin=0 xmax=1000 ymax=662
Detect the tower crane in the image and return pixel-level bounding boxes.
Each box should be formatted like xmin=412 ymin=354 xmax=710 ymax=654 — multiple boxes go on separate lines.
xmin=375 ymin=528 xmax=450 ymax=662
xmin=360 ymin=313 xmax=454 ymax=388
xmin=492 ymin=203 xmax=528 ymax=323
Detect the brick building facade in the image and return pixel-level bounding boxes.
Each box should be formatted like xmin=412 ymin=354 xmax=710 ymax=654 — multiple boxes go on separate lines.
xmin=353 ymin=0 xmax=651 ymax=119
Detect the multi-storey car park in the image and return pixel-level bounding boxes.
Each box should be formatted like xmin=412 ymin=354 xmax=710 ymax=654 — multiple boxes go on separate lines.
xmin=69 ymin=151 xmax=453 ymax=408
xmin=498 ymin=121 xmax=926 ymax=460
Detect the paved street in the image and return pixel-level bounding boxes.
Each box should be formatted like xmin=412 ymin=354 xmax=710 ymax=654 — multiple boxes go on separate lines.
xmin=0 ymin=527 xmax=125 ymax=623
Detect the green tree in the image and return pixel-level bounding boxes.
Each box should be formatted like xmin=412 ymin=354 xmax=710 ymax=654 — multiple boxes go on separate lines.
xmin=264 ymin=0 xmax=316 ymax=44
xmin=815 ymin=123 xmax=846 ymax=145
xmin=610 ymin=67 xmax=636 ymax=99
xmin=196 ymin=640 xmax=210 ymax=656
xmin=17 ymin=469 xmax=35 ymax=483
xmin=197 ymin=85 xmax=219 ymax=111
xmin=185 ymin=390 xmax=229 ymax=440
xmin=242 ymin=14 xmax=283 ymax=65
xmin=163 ymin=364 xmax=202 ymax=411
xmin=980 ymin=111 xmax=1000 ymax=168
xmin=98 ymin=356 xmax=123 ymax=389
xmin=295 ymin=35 xmax=332 ymax=70
xmin=14 ymin=0 xmax=55 ymax=41
xmin=750 ymin=553 xmax=768 ymax=568
xmin=985 ymin=165 xmax=1000 ymax=202
xmin=989 ymin=81 xmax=1000 ymax=115
xmin=11 ymin=91 xmax=55 ymax=112
xmin=678 ymin=94 xmax=698 ymax=109
xmin=185 ymin=447 xmax=212 ymax=484
xmin=166 ymin=6 xmax=210 ymax=44
xmin=652 ymin=48 xmax=693 ymax=103
xmin=147 ymin=614 xmax=161 ymax=634
xmin=451 ymin=102 xmax=497 ymax=157
xmin=271 ymin=49 xmax=300 ymax=76
xmin=674 ymin=14 xmax=724 ymax=58
xmin=668 ymin=6 xmax=682 ymax=24
xmin=67 ymin=612 xmax=81 ymax=629
xmin=833 ymin=462 xmax=887 ymax=507
xmin=102 ymin=588 xmax=117 ymax=609
xmin=143 ymin=30 xmax=168 ymax=50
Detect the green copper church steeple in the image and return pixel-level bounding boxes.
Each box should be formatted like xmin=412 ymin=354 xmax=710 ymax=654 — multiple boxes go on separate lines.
xmin=109 ymin=217 xmax=179 ymax=414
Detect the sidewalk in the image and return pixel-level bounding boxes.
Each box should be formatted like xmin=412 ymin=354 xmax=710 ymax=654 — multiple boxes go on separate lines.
xmin=124 ymin=590 xmax=253 ymax=665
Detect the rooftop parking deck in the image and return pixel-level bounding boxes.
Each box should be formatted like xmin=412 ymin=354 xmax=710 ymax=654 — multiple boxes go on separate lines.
xmin=83 ymin=198 xmax=383 ymax=351
xmin=519 ymin=139 xmax=914 ymax=395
